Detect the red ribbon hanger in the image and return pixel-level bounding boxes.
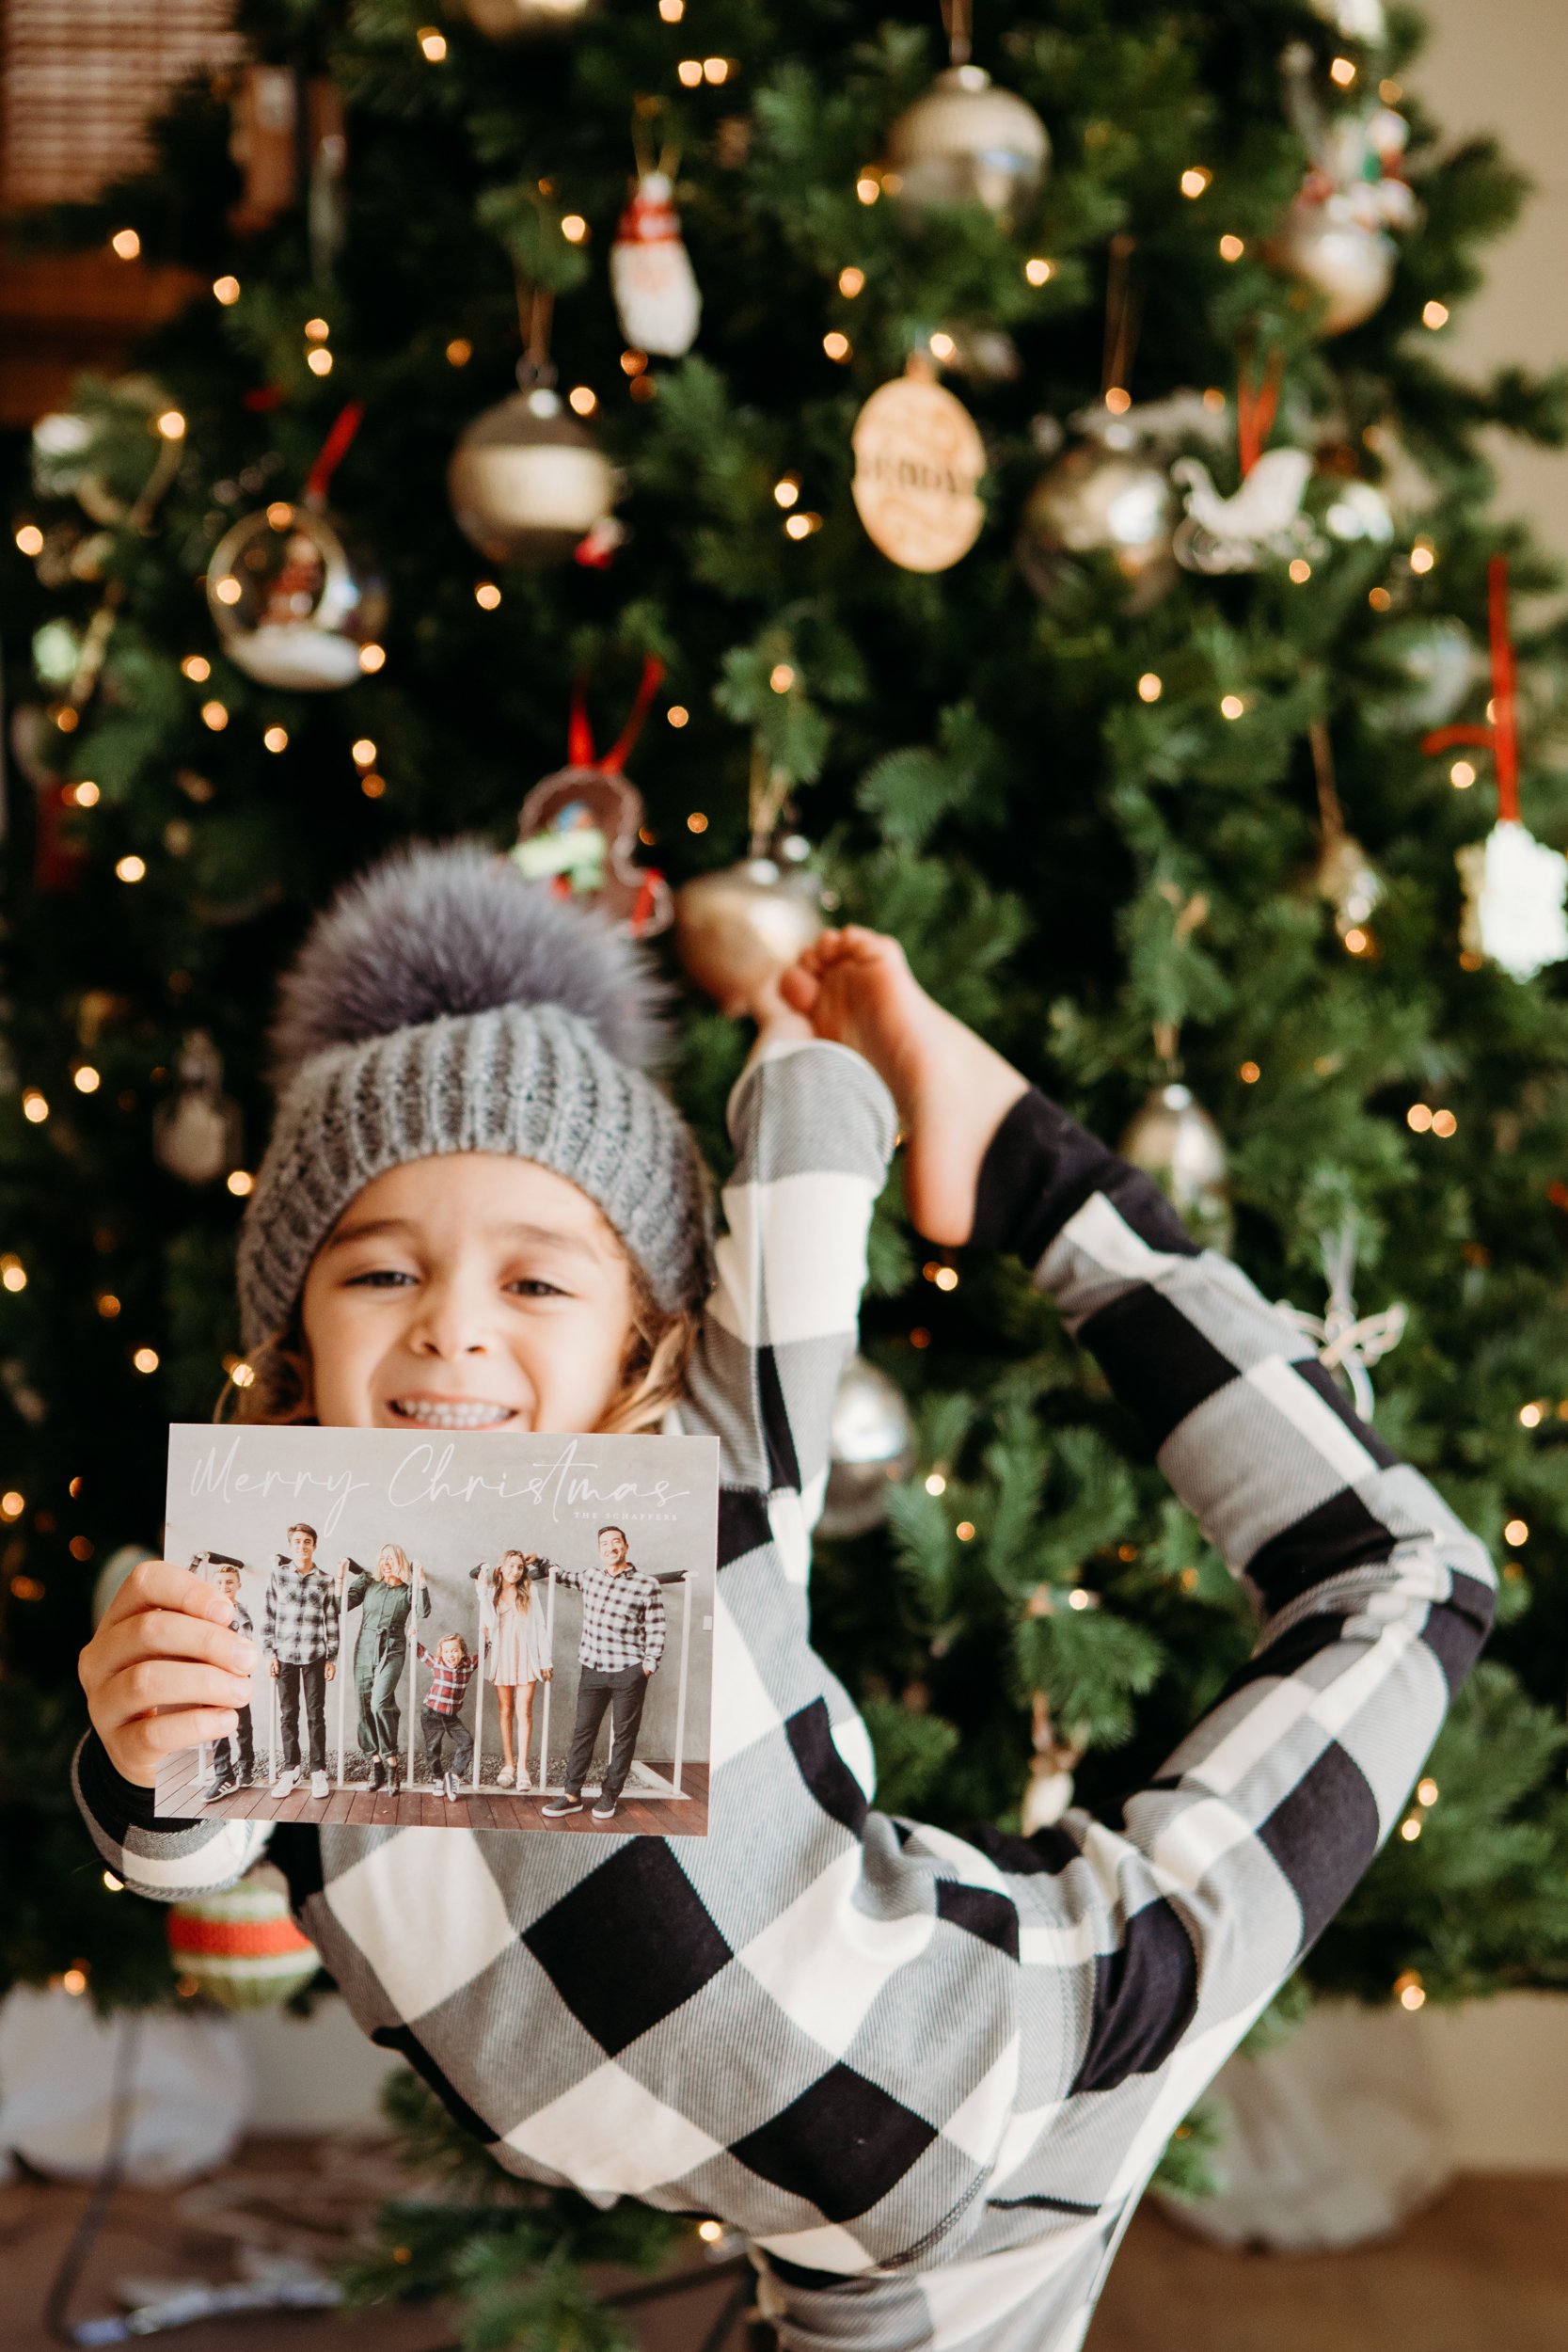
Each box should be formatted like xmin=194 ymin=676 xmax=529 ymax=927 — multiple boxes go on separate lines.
xmin=305 ymin=400 xmax=366 ymax=506
xmin=1237 ymin=345 xmax=1284 ymax=478
xmin=1421 ymin=554 xmax=1520 ymax=823
xmin=566 ymin=653 xmax=666 ymax=774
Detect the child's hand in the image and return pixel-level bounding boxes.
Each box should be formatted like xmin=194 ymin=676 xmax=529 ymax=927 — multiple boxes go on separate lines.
xmin=78 ymin=1560 xmax=257 ymax=1789
xmin=743 ymin=967 xmax=815 ymax=1051
xmin=269 ymin=1656 xmax=281 ymax=1678
xmin=325 ymin=1661 xmax=336 ymax=1682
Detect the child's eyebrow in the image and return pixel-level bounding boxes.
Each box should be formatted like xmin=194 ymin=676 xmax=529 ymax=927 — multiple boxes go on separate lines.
xmin=322 ymin=1215 xmax=606 ymax=1262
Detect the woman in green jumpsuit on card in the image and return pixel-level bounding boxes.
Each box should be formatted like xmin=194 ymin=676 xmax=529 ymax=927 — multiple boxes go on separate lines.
xmin=336 ymin=1544 xmax=428 ymax=1793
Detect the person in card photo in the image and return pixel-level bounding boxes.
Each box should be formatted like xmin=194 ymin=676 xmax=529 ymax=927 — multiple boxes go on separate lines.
xmin=261 ymin=1521 xmax=337 ymax=1801
xmin=475 ymin=1550 xmax=552 ymax=1789
xmin=197 ymin=1558 xmax=254 ymax=1803
xmin=337 ymin=1542 xmax=428 ymax=1794
xmin=416 ymin=1629 xmax=480 ymax=1803
xmin=78 ymin=845 xmax=1492 ymax=2351
xmin=542 ymin=1526 xmax=664 ymax=1824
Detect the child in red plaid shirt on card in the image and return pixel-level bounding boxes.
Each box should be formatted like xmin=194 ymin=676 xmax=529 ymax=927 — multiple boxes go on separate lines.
xmin=416 ymin=1631 xmax=481 ymax=1803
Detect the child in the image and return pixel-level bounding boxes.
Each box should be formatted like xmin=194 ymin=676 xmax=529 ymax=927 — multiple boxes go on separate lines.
xmin=477 ymin=1550 xmax=552 ymax=1789
xmin=199 ymin=1560 xmax=254 ymax=1802
xmin=542 ymin=1525 xmax=664 ymax=1823
xmin=261 ymin=1520 xmax=338 ymax=1801
xmin=417 ymin=1631 xmax=481 ymax=1802
xmin=339 ymin=1542 xmax=428 ymax=1793
xmin=75 ymin=846 xmax=1493 ymax=2352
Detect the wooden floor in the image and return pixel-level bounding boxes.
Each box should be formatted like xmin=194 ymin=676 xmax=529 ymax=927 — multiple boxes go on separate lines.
xmin=157 ymin=1751 xmax=710 ymax=1836
xmin=6 ymin=2152 xmax=1567 ymax=2352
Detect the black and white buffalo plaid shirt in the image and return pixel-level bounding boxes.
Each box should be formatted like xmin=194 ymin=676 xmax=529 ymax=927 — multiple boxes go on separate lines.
xmin=261 ymin=1564 xmax=339 ymax=1666
xmin=552 ymin=1560 xmax=665 ymax=1674
xmin=75 ymin=1041 xmax=1492 ymax=2352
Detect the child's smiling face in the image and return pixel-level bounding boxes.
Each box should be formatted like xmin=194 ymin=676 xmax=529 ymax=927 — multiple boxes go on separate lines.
xmin=300 ymin=1153 xmax=637 ymax=1435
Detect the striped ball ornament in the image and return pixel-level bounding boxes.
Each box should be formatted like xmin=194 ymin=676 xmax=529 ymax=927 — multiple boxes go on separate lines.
xmin=167 ymin=1866 xmax=319 ymax=2009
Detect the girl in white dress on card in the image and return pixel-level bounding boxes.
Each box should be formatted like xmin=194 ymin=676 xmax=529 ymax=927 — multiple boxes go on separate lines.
xmin=479 ymin=1550 xmax=552 ymax=1788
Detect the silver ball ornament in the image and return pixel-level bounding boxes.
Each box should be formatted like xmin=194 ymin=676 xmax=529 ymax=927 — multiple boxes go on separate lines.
xmin=206 ymin=503 xmax=386 ymax=690
xmin=1118 ymin=1083 xmax=1232 ymax=1253
xmin=817 ymin=1356 xmax=918 ymax=1540
xmin=885 ymin=64 xmax=1050 ymax=227
xmin=673 ymin=856 xmax=823 ymax=1016
xmin=448 ymin=385 xmax=615 ymax=566
xmin=1275 ymin=201 xmax=1395 ymax=336
xmin=152 ymin=1031 xmax=243 ymax=1185
xmin=1369 ymin=616 xmax=1475 ymax=733
xmin=1018 ymin=444 xmax=1177 ymax=610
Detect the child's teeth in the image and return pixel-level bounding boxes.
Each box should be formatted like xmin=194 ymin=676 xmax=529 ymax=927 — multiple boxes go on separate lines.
xmin=396 ymin=1400 xmax=510 ymax=1428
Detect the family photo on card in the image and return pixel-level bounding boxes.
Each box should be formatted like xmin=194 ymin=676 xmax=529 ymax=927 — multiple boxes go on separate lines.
xmin=157 ymin=1423 xmax=718 ymax=1835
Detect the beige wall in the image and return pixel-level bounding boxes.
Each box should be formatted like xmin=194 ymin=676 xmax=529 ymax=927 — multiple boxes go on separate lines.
xmin=1418 ymin=0 xmax=1568 ymax=563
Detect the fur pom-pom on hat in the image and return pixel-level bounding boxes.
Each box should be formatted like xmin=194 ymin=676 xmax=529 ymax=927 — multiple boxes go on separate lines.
xmin=238 ymin=840 xmax=711 ymax=1346
xmin=270 ymin=838 xmax=668 ymax=1084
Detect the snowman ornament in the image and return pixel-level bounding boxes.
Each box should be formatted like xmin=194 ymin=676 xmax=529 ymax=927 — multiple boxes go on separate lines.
xmin=610 ymin=170 xmax=701 ymax=358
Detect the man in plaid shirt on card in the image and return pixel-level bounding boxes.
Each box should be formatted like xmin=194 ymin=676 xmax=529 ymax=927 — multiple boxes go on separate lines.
xmin=543 ymin=1527 xmax=666 ymax=1824
xmin=262 ymin=1522 xmax=338 ymax=1802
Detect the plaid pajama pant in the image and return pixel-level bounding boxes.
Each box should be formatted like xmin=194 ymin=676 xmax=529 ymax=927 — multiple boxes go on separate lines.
xmin=76 ymin=1043 xmax=1492 ymax=2351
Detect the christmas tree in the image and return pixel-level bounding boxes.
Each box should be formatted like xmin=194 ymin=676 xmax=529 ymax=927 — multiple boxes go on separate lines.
xmin=7 ymin=0 xmax=1568 ymax=2338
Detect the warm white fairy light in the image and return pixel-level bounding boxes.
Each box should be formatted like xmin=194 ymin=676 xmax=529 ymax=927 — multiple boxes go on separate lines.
xmin=838 ymin=265 xmax=865 ymax=297
xmin=110 ymin=228 xmax=140 ymax=260
xmin=1418 ymin=1777 xmax=1439 ymax=1807
xmin=1407 ymin=1103 xmax=1433 ymax=1133
xmin=1400 ymin=1814 xmax=1421 ymax=1841
xmin=22 ymin=1090 xmax=48 ymax=1123
xmin=0 ymin=1258 xmax=25 ymax=1294
xmin=1519 ymin=1402 xmax=1544 ymax=1428
xmin=929 ymin=331 xmax=956 ymax=362
xmin=1423 ymin=300 xmax=1449 ymax=330
xmin=686 ymin=811 xmax=708 ymax=833
xmin=1220 ymin=693 xmax=1244 ymax=720
xmin=1432 ymin=1109 xmax=1457 ymax=1138
xmin=1137 ymin=673 xmax=1163 ymax=702
xmin=925 ymin=1472 xmax=947 ymax=1496
xmin=157 ymin=409 xmax=185 ymax=440
xmin=417 ymin=26 xmax=447 ymax=60
xmin=659 ymin=0 xmax=685 ymax=17
xmin=823 ymin=331 xmax=850 ymax=361
xmin=1290 ymin=557 xmax=1312 ymax=583
xmin=1180 ymin=167 xmax=1212 ymax=198
xmin=1104 ymin=385 xmax=1132 ymax=415
xmin=1239 ymin=1060 xmax=1260 ymax=1084
xmin=784 ymin=511 xmax=820 ymax=538
xmin=667 ymin=705 xmax=689 ymax=727
xmin=15 ymin=522 xmax=43 ymax=556
xmin=214 ymin=274 xmax=241 ymax=305
xmin=561 ymin=214 xmax=588 ymax=244
xmin=358 ymin=642 xmax=386 ymax=674
xmin=133 ymin=1346 xmax=160 ymax=1375
xmin=475 ymin=582 xmax=501 ymax=610
xmin=677 ymin=58 xmax=703 ymax=87
xmin=1395 ymin=1971 xmax=1426 ymax=2010
xmin=227 ymin=1169 xmax=255 ymax=1198
xmin=115 ymin=855 xmax=146 ymax=883
xmin=0 ymin=1490 xmax=23 ymax=1519
xmin=1409 ymin=539 xmax=1436 ymax=574
xmin=1023 ymin=256 xmax=1053 ymax=285
xmin=1218 ymin=233 xmax=1244 ymax=262
xmin=1504 ymin=1516 xmax=1529 ymax=1547
xmin=773 ymin=476 xmax=800 ymax=508
xmin=213 ymin=575 xmax=242 ymax=605
xmin=568 ymin=384 xmax=597 ymax=415
xmin=352 ymin=738 xmax=377 ymax=769
xmin=201 ymin=700 xmax=229 ymax=731
xmin=1450 ymin=760 xmax=1475 ymax=789
xmin=304 ymin=317 xmax=329 ymax=342
xmin=263 ymin=725 xmax=289 ymax=754
xmin=856 ymin=172 xmax=880 ymax=205
xmin=769 ymin=663 xmax=795 ymax=692
xmin=307 ymin=347 xmax=334 ymax=376
xmin=71 ymin=781 xmax=100 ymax=806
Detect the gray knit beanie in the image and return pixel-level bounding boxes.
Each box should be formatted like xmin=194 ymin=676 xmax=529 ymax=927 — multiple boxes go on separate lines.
xmin=237 ymin=841 xmax=713 ymax=1350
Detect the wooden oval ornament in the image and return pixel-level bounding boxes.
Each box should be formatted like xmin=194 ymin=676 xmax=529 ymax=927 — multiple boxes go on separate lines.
xmin=851 ymin=373 xmax=986 ymax=572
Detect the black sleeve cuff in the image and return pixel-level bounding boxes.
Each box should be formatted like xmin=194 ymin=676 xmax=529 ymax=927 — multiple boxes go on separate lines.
xmin=972 ymin=1088 xmax=1197 ymax=1268
xmin=77 ymin=1726 xmax=200 ymax=1835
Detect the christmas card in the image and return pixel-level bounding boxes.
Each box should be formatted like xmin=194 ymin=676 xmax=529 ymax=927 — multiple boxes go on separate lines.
xmin=156 ymin=1423 xmax=719 ymax=1836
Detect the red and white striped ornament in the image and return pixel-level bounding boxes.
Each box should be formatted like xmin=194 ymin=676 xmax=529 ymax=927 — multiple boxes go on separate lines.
xmin=167 ymin=1866 xmax=319 ymax=2009
xmin=610 ymin=172 xmax=701 ymax=358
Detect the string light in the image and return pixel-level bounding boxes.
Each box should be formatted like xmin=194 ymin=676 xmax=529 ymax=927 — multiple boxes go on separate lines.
xmin=568 ymin=385 xmax=597 ymax=416
xmin=1449 ymin=759 xmax=1475 ymax=789
xmin=73 ymin=1065 xmax=102 ymax=1095
xmin=1104 ymin=385 xmax=1132 ymax=415
xmin=1343 ymin=927 xmax=1370 ymax=956
xmin=227 ymin=1169 xmax=255 ymax=1198
xmin=14 ymin=522 xmax=43 ymax=556
xmin=446 ymin=338 xmax=472 ymax=367
xmin=929 ymin=331 xmax=956 ymax=362
xmin=1519 ymin=1402 xmax=1544 ymax=1428
xmin=417 ymin=26 xmax=447 ymax=60
xmin=1418 ymin=1777 xmax=1439 ymax=1807
xmin=132 ymin=1346 xmax=160 ymax=1375
xmin=1369 ymin=586 xmax=1392 ymax=611
xmin=96 ymin=1293 xmax=119 ymax=1319
xmin=352 ymin=738 xmax=377 ymax=769
xmin=1330 ymin=56 xmax=1357 ymax=86
xmin=621 ymin=348 xmax=648 ymax=376
xmin=307 ymin=347 xmax=334 ymax=376
xmin=110 ymin=228 xmax=140 ymax=260
xmin=230 ymin=1359 xmax=257 ymax=1388
xmin=925 ymin=1472 xmax=947 ymax=1496
xmin=659 ymin=0 xmax=685 ymax=17
xmin=1239 ymin=1060 xmax=1260 ymax=1084
xmin=182 ymin=654 xmax=210 ymax=682
xmin=1289 ymin=557 xmax=1312 ymax=583
xmin=22 ymin=1090 xmax=48 ymax=1123
xmin=474 ymin=582 xmax=501 ymax=610
xmin=361 ymin=773 xmax=387 ymax=800
xmin=358 ymin=642 xmax=386 ymax=674
xmin=956 ymin=1521 xmax=975 ymax=1541
xmin=697 ymin=2218 xmax=723 ymax=2243
xmin=1422 ymin=300 xmax=1449 ymax=330
xmin=1180 ymin=167 xmax=1212 ymax=198
xmin=823 ymin=331 xmax=850 ymax=361
xmin=1409 ymin=539 xmax=1436 ymax=574
xmin=677 ymin=58 xmax=703 ymax=87
xmin=2 ymin=1257 xmax=29 ymax=1294
xmin=66 ymin=781 xmax=99 ymax=806
xmin=116 ymin=850 xmax=147 ymax=882
xmin=686 ymin=811 xmax=708 ymax=833
xmin=667 ymin=705 xmax=689 ymax=727
xmin=214 ymin=274 xmax=241 ymax=305
xmin=769 ymin=663 xmax=795 ymax=692
xmin=1504 ymin=1517 xmax=1529 ymax=1547
xmin=1407 ymin=1103 xmax=1433 ymax=1133
xmin=304 ymin=317 xmax=330 ymax=342
xmin=838 ymin=265 xmax=865 ymax=297
xmin=263 ymin=726 xmax=288 ymax=755
xmin=703 ymin=56 xmax=730 ymax=82
xmin=1137 ymin=673 xmax=1163 ymax=702
xmin=855 ymin=173 xmax=880 ymax=205
xmin=934 ymin=1266 xmax=958 ymax=1292
xmin=910 ymin=1327 xmax=930 ymax=1349
xmin=1395 ymin=1970 xmax=1426 ymax=2010
xmin=0 ymin=1492 xmax=22 ymax=1519
xmin=1220 ymin=693 xmax=1245 ymax=720
xmin=784 ymin=511 xmax=821 ymax=539
xmin=1218 ymin=233 xmax=1244 ymax=262
xmin=54 ymin=707 xmax=79 ymax=733
xmin=213 ymin=575 xmax=243 ymax=606
xmin=201 ymin=699 xmax=229 ymax=731
xmin=561 ymin=215 xmax=588 ymax=244
xmin=1380 ymin=77 xmax=1403 ymax=103
xmin=1400 ymin=1814 xmax=1421 ymax=1841
xmin=1067 ymin=1588 xmax=1093 ymax=1612
xmin=1023 ymin=256 xmax=1053 ymax=285
xmin=1432 ymin=1109 xmax=1457 ymax=1138
xmin=773 ymin=476 xmax=800 ymax=508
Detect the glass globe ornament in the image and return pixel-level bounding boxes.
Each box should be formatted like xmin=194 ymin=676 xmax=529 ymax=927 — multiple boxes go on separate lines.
xmin=448 ymin=382 xmax=616 ymax=566
xmin=1018 ymin=442 xmax=1177 ymax=611
xmin=673 ymin=854 xmax=824 ymax=1017
xmin=1118 ymin=1082 xmax=1232 ymax=1254
xmin=205 ymin=501 xmax=387 ymax=691
xmin=884 ymin=64 xmax=1049 ymax=226
xmin=816 ymin=1355 xmax=918 ymax=1540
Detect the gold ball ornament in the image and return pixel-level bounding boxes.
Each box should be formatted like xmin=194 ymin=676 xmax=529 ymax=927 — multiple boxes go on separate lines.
xmin=1017 ymin=443 xmax=1177 ymax=610
xmin=1118 ymin=1083 xmax=1233 ymax=1253
xmin=885 ymin=64 xmax=1050 ymax=226
xmin=166 ymin=1866 xmax=320 ymax=2010
xmin=817 ymin=1354 xmax=918 ymax=1540
xmin=205 ymin=503 xmax=386 ymax=690
xmin=152 ymin=1030 xmax=244 ymax=1185
xmin=851 ymin=372 xmax=986 ymax=573
xmin=673 ymin=856 xmax=823 ymax=1016
xmin=448 ymin=384 xmax=615 ymax=566
xmin=459 ymin=0 xmax=593 ymax=32
xmin=1274 ymin=199 xmax=1395 ymax=337
xmin=1316 ymin=833 xmax=1383 ymax=945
